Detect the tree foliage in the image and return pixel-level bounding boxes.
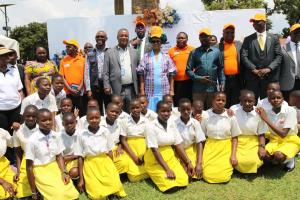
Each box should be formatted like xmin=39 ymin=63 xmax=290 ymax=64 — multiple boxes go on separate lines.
xmin=202 ymin=0 xmax=265 ymax=10
xmin=267 ymin=0 xmax=300 ymax=25
xmin=10 ymin=22 xmax=48 ymax=62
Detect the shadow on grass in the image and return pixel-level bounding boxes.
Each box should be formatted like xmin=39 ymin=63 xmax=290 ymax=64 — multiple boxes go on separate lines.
xmin=144 ymin=178 xmax=187 ymax=194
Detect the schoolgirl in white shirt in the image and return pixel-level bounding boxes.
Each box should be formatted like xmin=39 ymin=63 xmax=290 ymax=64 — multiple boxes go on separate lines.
xmin=139 ymin=95 xmax=158 ymax=121
xmin=192 ymin=99 xmax=209 ymax=122
xmin=26 ymin=109 xmax=78 ymax=200
xmin=111 ymin=94 xmax=130 ymax=121
xmin=175 ymin=98 xmax=206 ymax=179
xmin=201 ymin=92 xmax=241 ymax=183
xmin=120 ymin=99 xmax=149 ymax=182
xmin=50 ymin=74 xmax=66 ymax=110
xmin=55 ymin=98 xmax=79 ymax=132
xmin=78 ymin=99 xmax=101 ymax=130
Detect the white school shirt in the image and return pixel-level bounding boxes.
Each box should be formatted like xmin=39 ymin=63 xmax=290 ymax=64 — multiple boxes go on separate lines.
xmin=230 ymin=103 xmax=242 ymax=112
xmin=26 ymin=130 xmax=64 ymax=165
xmin=50 ymin=87 xmax=66 ymax=109
xmin=192 ymin=110 xmax=209 ymax=121
xmin=60 ymin=129 xmax=79 ymax=156
xmin=120 ymin=115 xmax=147 ymax=138
xmin=146 ymin=119 xmax=183 ymax=148
xmin=175 ymin=117 xmax=206 ymax=148
xmin=201 ymin=109 xmax=241 ymax=139
xmin=142 ymin=109 xmax=158 ymax=122
xmin=78 ymin=115 xmax=104 ymax=130
xmin=20 ymin=92 xmax=58 ymax=115
xmin=13 ymin=124 xmax=38 ymax=151
xmin=0 ymin=64 xmax=23 ymax=110
xmin=0 ymin=128 xmax=13 ymax=157
xmin=100 ymin=117 xmax=122 ymax=145
xmin=55 ymin=114 xmax=81 ymax=132
xmin=257 ymin=98 xmax=288 ymax=111
xmin=74 ymin=127 xmax=114 ymax=157
xmin=118 ymin=111 xmax=130 ymax=121
xmin=171 ymin=107 xmax=180 ymax=118
xmin=235 ymin=107 xmax=268 ymax=136
xmin=266 ymin=105 xmax=298 ymax=135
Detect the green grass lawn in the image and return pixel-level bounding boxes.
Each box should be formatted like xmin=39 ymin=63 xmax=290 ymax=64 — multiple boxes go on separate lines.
xmin=79 ymin=158 xmax=300 ymax=200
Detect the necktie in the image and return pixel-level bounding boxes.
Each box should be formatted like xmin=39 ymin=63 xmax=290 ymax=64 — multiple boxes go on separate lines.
xmin=258 ymin=34 xmax=265 ymax=50
xmin=296 ymin=43 xmax=300 ymax=78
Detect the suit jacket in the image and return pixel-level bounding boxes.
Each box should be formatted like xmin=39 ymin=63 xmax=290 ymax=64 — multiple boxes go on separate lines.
xmin=103 ymin=46 xmax=139 ymax=95
xmin=219 ymin=41 xmax=243 ymax=85
xmin=130 ymin=36 xmax=152 ymax=56
xmin=241 ymin=32 xmax=282 ymax=81
xmin=280 ymin=41 xmax=297 ymax=91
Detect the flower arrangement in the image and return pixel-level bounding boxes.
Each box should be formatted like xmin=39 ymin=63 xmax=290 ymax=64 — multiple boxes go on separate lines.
xmin=134 ymin=5 xmax=181 ymax=28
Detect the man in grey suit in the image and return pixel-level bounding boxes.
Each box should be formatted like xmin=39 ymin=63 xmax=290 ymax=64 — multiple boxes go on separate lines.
xmin=103 ymin=28 xmax=139 ymax=113
xmin=241 ymin=13 xmax=282 ymax=100
xmin=280 ymin=24 xmax=300 ymax=100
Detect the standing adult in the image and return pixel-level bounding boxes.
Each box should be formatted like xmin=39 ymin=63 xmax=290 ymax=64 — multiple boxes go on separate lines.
xmin=168 ymin=32 xmax=194 ymax=106
xmin=24 ymin=47 xmax=58 ymax=95
xmin=130 ymin=21 xmax=152 ymax=60
xmin=103 ymin=28 xmax=139 ymax=113
xmin=219 ymin=24 xmax=243 ymax=108
xmin=241 ymin=13 xmax=282 ymax=101
xmin=186 ymin=28 xmax=225 ymax=109
xmin=280 ymin=24 xmax=300 ymax=100
xmin=59 ymin=39 xmax=85 ymax=116
xmin=137 ymin=26 xmax=177 ymax=111
xmin=84 ymin=31 xmax=110 ymax=115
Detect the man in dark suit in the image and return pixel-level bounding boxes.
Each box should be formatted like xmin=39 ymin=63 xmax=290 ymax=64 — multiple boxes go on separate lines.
xmin=219 ymin=23 xmax=243 ymax=108
xmin=280 ymin=24 xmax=300 ymax=100
xmin=241 ymin=13 xmax=282 ymax=100
xmin=103 ymin=28 xmax=139 ymax=113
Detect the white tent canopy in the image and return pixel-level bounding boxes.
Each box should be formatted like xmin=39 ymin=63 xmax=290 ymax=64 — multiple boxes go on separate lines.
xmin=0 ymin=35 xmax=20 ymax=58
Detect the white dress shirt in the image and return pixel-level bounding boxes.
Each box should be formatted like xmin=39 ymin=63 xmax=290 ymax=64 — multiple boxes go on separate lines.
xmin=50 ymin=87 xmax=66 ymax=110
xmin=55 ymin=114 xmax=81 ymax=132
xmin=257 ymin=97 xmax=288 ymax=111
xmin=146 ymin=119 xmax=183 ymax=148
xmin=142 ymin=109 xmax=157 ymax=122
xmin=120 ymin=115 xmax=147 ymax=137
xmin=26 ymin=130 xmax=64 ymax=165
xmin=175 ymin=117 xmax=206 ymax=148
xmin=13 ymin=124 xmax=38 ymax=151
xmin=0 ymin=64 xmax=23 ymax=110
xmin=100 ymin=117 xmax=122 ymax=145
xmin=74 ymin=127 xmax=114 ymax=157
xmin=0 ymin=128 xmax=13 ymax=157
xmin=60 ymin=129 xmax=79 ymax=156
xmin=230 ymin=103 xmax=242 ymax=113
xmin=118 ymin=46 xmax=133 ymax=85
xmin=21 ymin=92 xmax=58 ymax=114
xmin=235 ymin=107 xmax=268 ymax=136
xmin=266 ymin=106 xmax=298 ymax=136
xmin=201 ymin=109 xmax=241 ymax=139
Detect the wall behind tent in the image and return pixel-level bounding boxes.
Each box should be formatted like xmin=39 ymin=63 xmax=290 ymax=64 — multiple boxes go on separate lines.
xmin=47 ymin=9 xmax=264 ymax=57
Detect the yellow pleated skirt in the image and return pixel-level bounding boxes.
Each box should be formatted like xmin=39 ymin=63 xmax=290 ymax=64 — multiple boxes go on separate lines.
xmin=202 ymin=138 xmax=233 ymax=183
xmin=266 ymin=134 xmax=300 ymax=159
xmin=235 ymin=135 xmax=263 ymax=173
xmin=66 ymin=159 xmax=78 ymax=172
xmin=144 ymin=146 xmax=188 ymax=192
xmin=185 ymin=144 xmax=199 ymax=179
xmin=126 ymin=137 xmax=149 ymax=182
xmin=83 ymin=154 xmax=126 ymax=200
xmin=15 ymin=155 xmax=31 ymax=198
xmin=112 ymin=145 xmax=130 ymax=174
xmin=33 ymin=161 xmax=79 ymax=200
xmin=0 ymin=156 xmax=16 ymax=199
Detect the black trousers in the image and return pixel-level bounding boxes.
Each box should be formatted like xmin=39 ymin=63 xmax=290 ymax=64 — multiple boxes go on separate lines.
xmin=0 ymin=104 xmax=21 ymax=165
xmin=120 ymin=84 xmax=136 ymax=114
xmin=173 ymin=80 xmax=193 ymax=107
xmin=245 ymin=78 xmax=273 ymax=102
xmin=67 ymin=94 xmax=84 ymax=117
xmin=282 ymin=79 xmax=300 ymax=101
xmin=91 ymin=80 xmax=110 ymax=116
xmin=225 ymin=75 xmax=241 ymax=108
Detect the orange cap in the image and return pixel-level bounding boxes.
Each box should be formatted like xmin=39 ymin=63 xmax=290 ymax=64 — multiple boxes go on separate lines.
xmin=150 ymin=26 xmax=163 ymax=38
xmin=290 ymin=23 xmax=300 ymax=32
xmin=63 ymin=39 xmax=80 ymax=49
xmin=199 ymin=28 xmax=211 ymax=36
xmin=223 ymin=23 xmax=235 ymax=30
xmin=250 ymin=13 xmax=266 ymax=22
xmin=136 ymin=21 xmax=146 ymax=27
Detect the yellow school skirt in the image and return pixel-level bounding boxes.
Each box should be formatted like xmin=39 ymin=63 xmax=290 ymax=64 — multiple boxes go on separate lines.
xmin=33 ymin=161 xmax=79 ymax=200
xmin=126 ymin=137 xmax=149 ymax=182
xmin=202 ymin=138 xmax=233 ymax=183
xmin=144 ymin=146 xmax=188 ymax=192
xmin=0 ymin=156 xmax=16 ymax=199
xmin=235 ymin=135 xmax=263 ymax=173
xmin=112 ymin=145 xmax=130 ymax=174
xmin=66 ymin=159 xmax=78 ymax=172
xmin=266 ymin=134 xmax=300 ymax=159
xmin=15 ymin=155 xmax=31 ymax=198
xmin=185 ymin=144 xmax=199 ymax=179
xmin=83 ymin=154 xmax=126 ymax=200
